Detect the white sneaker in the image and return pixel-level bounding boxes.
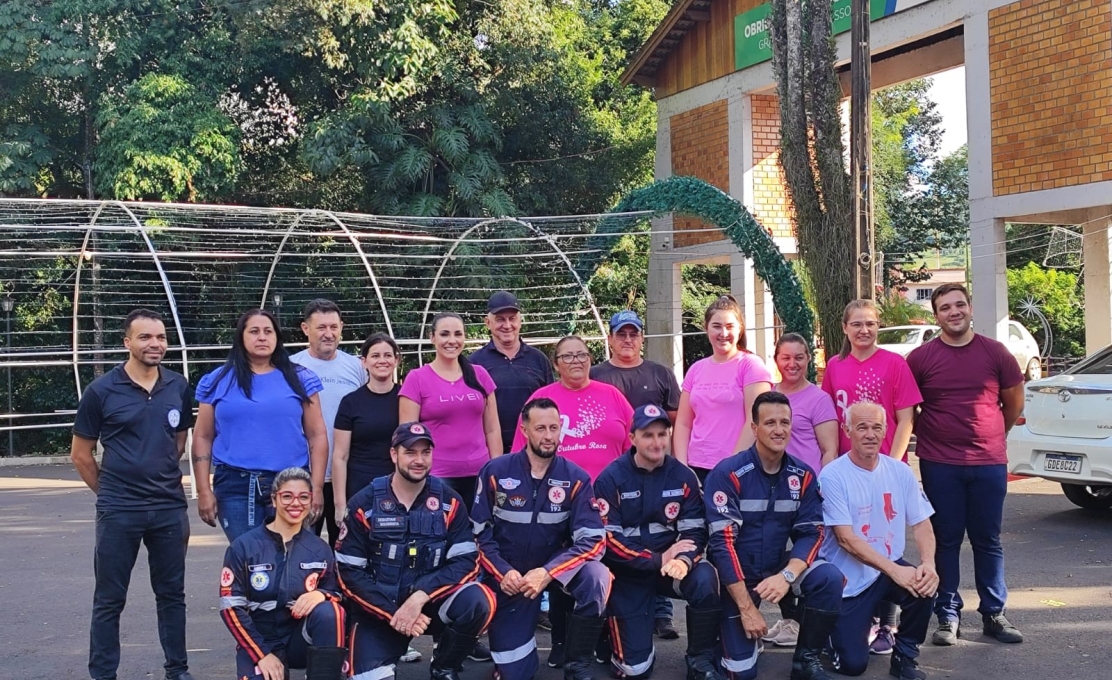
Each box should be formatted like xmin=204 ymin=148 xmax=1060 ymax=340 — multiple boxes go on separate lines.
xmin=762 ymin=619 xmax=785 ymax=642
xmin=768 ymin=618 xmax=799 ymax=647
xmin=400 ymin=645 xmax=422 ymax=662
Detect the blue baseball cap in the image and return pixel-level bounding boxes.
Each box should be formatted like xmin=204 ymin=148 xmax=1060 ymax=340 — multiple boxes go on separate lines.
xmin=609 ymin=310 xmax=644 ymax=333
xmin=487 ymin=291 xmax=521 ymax=314
xmin=631 ymin=404 xmax=671 ymax=432
xmin=392 ymin=421 xmax=435 ymax=448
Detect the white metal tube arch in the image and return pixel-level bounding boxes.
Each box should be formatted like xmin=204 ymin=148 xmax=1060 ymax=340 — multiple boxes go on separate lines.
xmin=72 ymin=203 xmax=107 ymax=400
xmin=259 ymin=212 xmax=306 ymax=310
xmin=417 ymin=217 xmax=607 ymax=364
xmin=113 ymin=202 xmax=192 ymax=380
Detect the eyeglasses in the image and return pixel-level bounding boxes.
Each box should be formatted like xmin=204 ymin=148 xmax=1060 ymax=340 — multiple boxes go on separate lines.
xmin=276 ymin=492 xmax=312 ymax=505
xmin=556 ymin=352 xmax=590 ymax=364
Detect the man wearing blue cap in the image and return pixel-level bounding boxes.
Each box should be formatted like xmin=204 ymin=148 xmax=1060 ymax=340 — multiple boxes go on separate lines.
xmin=591 ymin=309 xmax=682 ymax=637
xmin=472 ymin=291 xmax=554 ymax=454
xmin=594 ymin=403 xmax=722 ymax=680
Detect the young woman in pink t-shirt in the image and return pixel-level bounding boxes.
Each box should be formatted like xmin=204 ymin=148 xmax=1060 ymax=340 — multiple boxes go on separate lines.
xmin=399 ymin=312 xmax=501 ymax=499
xmin=674 ymin=295 xmax=773 ymax=482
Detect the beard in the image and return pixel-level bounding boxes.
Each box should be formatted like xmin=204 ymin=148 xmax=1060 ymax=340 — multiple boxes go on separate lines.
xmin=528 ymin=442 xmax=558 ymax=459
xmin=397 ymin=465 xmax=429 ymax=483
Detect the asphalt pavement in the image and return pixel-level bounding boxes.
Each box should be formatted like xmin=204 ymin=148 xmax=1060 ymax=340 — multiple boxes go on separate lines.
xmin=1 ymin=463 xmax=1109 ymax=680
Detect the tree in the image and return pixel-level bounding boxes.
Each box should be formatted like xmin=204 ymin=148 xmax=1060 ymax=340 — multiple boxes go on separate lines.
xmin=1007 ymin=263 xmax=1085 ymax=358
xmin=769 ymin=0 xmax=854 ymax=355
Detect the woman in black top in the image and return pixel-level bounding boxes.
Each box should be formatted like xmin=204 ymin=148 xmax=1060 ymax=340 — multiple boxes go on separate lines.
xmin=331 ymin=333 xmax=402 ymax=525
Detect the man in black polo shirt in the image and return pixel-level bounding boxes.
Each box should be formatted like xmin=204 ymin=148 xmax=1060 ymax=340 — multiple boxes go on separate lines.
xmin=71 ymin=309 xmax=195 ymax=680
xmin=470 ymin=290 xmax=554 ymax=453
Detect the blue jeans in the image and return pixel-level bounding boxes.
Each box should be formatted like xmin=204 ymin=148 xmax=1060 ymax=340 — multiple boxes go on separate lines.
xmin=212 ymin=466 xmax=276 ymax=543
xmin=829 ymin=561 xmax=933 ymax=676
xmin=90 ymin=508 xmax=189 ymax=680
xmin=919 ymin=459 xmax=1009 ymax=621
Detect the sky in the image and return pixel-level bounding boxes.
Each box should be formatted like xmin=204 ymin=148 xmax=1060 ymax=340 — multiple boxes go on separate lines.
xmin=926 ymin=66 xmax=967 ymax=158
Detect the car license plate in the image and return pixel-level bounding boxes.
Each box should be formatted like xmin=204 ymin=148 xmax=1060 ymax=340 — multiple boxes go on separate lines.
xmin=1044 ymin=454 xmax=1082 ymax=474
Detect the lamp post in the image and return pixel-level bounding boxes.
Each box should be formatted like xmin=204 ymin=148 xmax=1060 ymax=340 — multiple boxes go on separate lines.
xmin=271 ymin=293 xmax=283 ymax=329
xmin=2 ymin=295 xmax=13 ymax=457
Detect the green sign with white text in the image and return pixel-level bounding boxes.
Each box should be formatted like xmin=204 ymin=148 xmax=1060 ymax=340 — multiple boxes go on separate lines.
xmin=734 ymin=0 xmax=932 ymax=71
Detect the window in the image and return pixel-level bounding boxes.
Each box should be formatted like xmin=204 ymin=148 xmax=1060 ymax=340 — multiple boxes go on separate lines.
xmin=1070 ymin=346 xmax=1112 ymax=375
xmin=922 ymin=328 xmax=937 ymax=342
xmin=915 ymin=288 xmax=933 ymax=301
xmin=1009 ymin=324 xmax=1023 ymax=341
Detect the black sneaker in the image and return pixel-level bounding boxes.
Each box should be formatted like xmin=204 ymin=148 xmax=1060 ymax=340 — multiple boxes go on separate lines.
xmin=537 ymin=611 xmax=553 ymax=631
xmin=931 ymin=619 xmax=959 ymax=646
xmin=654 ymin=617 xmax=680 ymax=640
xmin=468 ymin=640 xmax=493 ymax=662
xmin=889 ymin=652 xmax=927 ymax=680
xmin=982 ymin=612 xmax=1023 ymax=643
xmin=547 ymin=641 xmax=565 ymax=668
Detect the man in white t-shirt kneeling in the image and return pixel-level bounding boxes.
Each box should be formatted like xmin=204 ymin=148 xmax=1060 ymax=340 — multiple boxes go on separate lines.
xmin=818 ymin=402 xmax=938 ymax=680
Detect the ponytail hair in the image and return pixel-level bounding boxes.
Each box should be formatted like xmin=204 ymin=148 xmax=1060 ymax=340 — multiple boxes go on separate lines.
xmin=703 ymin=294 xmax=747 ymax=350
xmin=431 ymin=312 xmax=487 ymax=397
xmin=838 ymin=299 xmax=879 ymax=361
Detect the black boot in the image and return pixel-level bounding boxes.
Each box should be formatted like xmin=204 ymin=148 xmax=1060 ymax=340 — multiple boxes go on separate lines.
xmin=563 ymin=613 xmax=607 ymax=680
xmin=789 ymin=608 xmax=839 ymax=680
xmin=430 ymin=625 xmax=480 ymax=680
xmin=684 ymin=606 xmax=724 ymax=680
xmin=305 ymin=646 xmax=347 ymax=680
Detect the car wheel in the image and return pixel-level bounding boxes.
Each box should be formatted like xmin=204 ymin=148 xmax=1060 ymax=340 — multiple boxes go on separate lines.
xmin=1060 ymin=483 xmax=1112 ymax=510
xmin=1026 ymin=358 xmax=1042 ymax=381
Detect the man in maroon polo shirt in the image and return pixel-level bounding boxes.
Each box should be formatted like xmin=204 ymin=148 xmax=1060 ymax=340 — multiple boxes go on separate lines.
xmin=906 ymin=283 xmax=1025 ymax=647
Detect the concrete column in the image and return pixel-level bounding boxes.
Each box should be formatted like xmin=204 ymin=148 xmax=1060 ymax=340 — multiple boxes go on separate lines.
xmin=1083 ymin=208 xmax=1112 ymax=352
xmin=731 ymin=254 xmax=758 ymax=339
xmin=964 ymin=9 xmax=1008 ymax=342
xmin=757 ymin=280 xmax=775 ymax=364
xmin=645 ymin=107 xmax=683 ymax=376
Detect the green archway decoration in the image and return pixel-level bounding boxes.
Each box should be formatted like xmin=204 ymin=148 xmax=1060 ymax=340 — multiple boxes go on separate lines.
xmin=583 ymin=175 xmax=816 ymax=376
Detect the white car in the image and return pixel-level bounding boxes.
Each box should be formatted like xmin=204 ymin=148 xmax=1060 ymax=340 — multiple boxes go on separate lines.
xmin=1007 ymin=344 xmax=1112 ymax=510
xmin=878 ymin=321 xmax=1043 ymax=380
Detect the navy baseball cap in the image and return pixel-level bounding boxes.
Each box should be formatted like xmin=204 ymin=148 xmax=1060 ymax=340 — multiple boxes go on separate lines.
xmin=609 ymin=310 xmax=644 ymax=332
xmin=487 ymin=291 xmax=521 ymax=314
xmin=392 ymin=422 xmax=435 ymax=449
xmin=631 ymin=404 xmax=671 ymax=432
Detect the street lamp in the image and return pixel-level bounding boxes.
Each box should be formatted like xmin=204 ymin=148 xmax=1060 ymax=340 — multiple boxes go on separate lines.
xmin=2 ymin=295 xmax=13 ymax=457
xmin=271 ymin=293 xmax=283 ymax=329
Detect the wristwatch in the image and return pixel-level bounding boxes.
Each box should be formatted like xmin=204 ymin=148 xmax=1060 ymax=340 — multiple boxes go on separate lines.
xmin=781 ymin=568 xmax=797 ymax=584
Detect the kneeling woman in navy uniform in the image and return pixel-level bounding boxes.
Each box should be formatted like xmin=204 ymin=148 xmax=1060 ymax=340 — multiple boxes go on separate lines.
xmin=219 ymin=467 xmax=346 ymax=680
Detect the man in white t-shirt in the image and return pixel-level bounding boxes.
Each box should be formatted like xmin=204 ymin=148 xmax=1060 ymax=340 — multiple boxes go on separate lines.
xmin=818 ymin=402 xmax=938 ymax=680
xmin=291 ymin=299 xmax=367 ymax=540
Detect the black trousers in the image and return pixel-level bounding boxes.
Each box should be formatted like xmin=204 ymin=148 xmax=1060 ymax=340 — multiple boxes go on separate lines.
xmin=311 ymin=482 xmax=340 ymax=542
xmin=89 ymin=508 xmax=190 ymax=680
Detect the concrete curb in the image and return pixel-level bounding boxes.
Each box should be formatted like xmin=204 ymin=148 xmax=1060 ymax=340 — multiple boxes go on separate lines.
xmin=0 ymin=455 xmax=93 ymax=467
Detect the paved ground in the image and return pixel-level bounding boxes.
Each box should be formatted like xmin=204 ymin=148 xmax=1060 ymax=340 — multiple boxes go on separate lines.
xmin=2 ymin=463 xmax=1109 ymax=680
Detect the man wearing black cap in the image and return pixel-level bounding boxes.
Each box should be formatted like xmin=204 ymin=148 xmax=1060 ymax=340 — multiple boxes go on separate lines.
xmin=590 ymin=310 xmax=682 ymax=637
xmin=594 ymin=404 xmax=723 ymax=680
xmin=471 ymin=291 xmax=554 ymax=454
xmin=335 ymin=422 xmax=496 ymax=680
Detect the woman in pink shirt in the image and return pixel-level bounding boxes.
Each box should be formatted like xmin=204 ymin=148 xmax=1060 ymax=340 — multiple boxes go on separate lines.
xmin=761 ymin=332 xmax=840 ymax=648
xmin=512 ymin=336 xmax=633 ymax=481
xmin=819 ymin=299 xmax=922 ymax=654
xmin=399 ymin=312 xmax=501 ymax=498
xmin=675 ymin=295 xmax=773 ymax=482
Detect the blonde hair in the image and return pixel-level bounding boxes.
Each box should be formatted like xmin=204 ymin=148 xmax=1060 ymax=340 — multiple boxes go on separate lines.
xmin=839 ymin=299 xmax=879 ymax=360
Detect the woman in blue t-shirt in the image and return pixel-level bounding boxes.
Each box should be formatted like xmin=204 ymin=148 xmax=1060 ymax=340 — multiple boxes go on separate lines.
xmin=192 ymin=309 xmax=328 ymax=542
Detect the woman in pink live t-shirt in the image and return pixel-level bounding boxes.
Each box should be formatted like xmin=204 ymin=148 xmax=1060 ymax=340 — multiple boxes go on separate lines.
xmin=399 ymin=312 xmax=501 ymax=499
xmin=512 ymin=335 xmax=633 ymax=481
xmin=674 ymin=295 xmax=773 ymax=483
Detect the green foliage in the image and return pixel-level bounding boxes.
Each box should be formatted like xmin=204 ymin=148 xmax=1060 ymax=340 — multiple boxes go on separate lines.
xmin=1007 ymin=263 xmax=1086 ymax=357
xmin=95 ymin=74 xmax=241 ymax=202
xmin=876 ymin=291 xmax=932 ymax=326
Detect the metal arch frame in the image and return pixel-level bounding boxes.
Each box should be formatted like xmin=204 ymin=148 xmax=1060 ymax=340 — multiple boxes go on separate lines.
xmin=416 ymin=217 xmax=607 ymax=364
xmin=72 ymin=203 xmax=107 ymax=400
xmin=259 ymin=210 xmax=394 ymax=338
xmin=259 ymin=212 xmax=307 ymax=310
xmin=112 ymin=202 xmax=192 ymax=381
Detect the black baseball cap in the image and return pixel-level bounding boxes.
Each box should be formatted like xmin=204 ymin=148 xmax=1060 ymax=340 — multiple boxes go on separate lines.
xmin=487 ymin=291 xmax=521 ymax=314
xmin=631 ymin=404 xmax=671 ymax=432
xmin=391 ymin=422 xmax=435 ymax=449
